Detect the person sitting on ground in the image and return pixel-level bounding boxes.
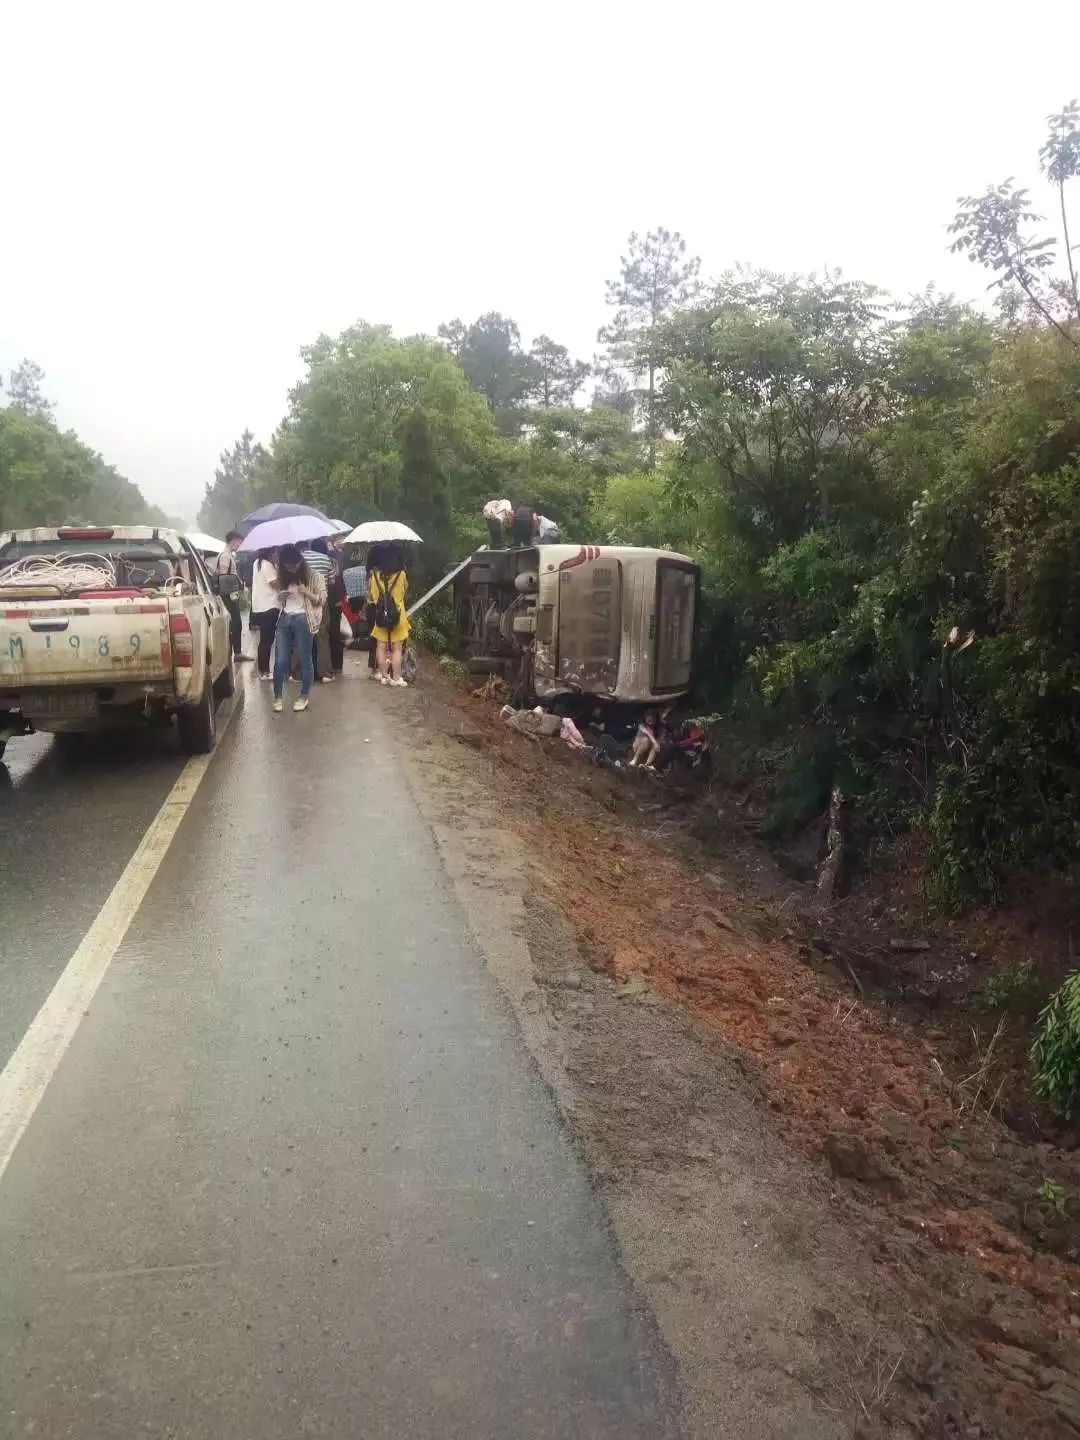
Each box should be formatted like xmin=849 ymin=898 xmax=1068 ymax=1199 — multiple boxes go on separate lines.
xmin=584 ymin=704 xmax=627 ymax=765
xmin=658 ymin=718 xmax=711 ymax=774
xmin=629 ymin=710 xmax=660 ymax=769
xmin=560 ymin=715 xmax=587 ymax=750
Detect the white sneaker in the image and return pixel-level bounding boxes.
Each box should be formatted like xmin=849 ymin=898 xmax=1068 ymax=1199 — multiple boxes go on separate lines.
xmin=293 ymin=697 xmax=310 ymax=712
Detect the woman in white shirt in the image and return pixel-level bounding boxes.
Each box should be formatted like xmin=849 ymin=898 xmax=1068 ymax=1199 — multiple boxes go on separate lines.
xmin=273 ymin=544 xmax=325 ymax=713
xmin=250 ymin=550 xmax=281 ymax=679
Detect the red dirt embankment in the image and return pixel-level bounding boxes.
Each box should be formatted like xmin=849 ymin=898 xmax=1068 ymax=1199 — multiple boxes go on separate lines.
xmin=425 ymin=669 xmax=1080 ymax=1438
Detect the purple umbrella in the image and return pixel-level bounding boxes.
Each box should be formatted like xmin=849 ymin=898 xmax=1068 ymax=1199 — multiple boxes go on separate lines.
xmin=238 ymin=514 xmax=340 ymax=552
xmin=238 ymin=501 xmax=330 ymax=535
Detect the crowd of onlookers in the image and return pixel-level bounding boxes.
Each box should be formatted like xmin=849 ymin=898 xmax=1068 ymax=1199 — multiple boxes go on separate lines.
xmin=212 ymin=509 xmax=705 ymax=767
xmin=215 ymin=533 xmax=413 ymax=714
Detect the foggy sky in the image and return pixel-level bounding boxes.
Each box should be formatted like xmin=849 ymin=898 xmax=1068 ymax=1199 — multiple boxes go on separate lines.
xmin=2 ymin=0 xmax=1077 ymax=525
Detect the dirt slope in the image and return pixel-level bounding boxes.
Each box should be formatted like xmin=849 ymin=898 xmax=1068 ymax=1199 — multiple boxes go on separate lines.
xmin=391 ymin=662 xmax=1080 ymax=1440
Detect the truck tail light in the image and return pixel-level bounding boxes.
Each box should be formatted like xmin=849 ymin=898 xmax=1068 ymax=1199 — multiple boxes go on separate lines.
xmin=169 ymin=613 xmax=194 ymax=667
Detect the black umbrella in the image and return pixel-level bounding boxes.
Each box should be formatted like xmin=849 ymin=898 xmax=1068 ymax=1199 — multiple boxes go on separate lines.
xmin=238 ymin=501 xmax=330 ymax=536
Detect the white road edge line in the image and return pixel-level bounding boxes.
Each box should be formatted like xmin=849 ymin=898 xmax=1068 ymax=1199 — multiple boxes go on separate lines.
xmin=0 ymin=699 xmax=237 ymax=1183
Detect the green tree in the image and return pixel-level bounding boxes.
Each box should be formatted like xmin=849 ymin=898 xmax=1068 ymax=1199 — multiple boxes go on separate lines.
xmin=438 ymin=312 xmax=535 ymax=432
xmin=950 ymin=103 xmax=1080 ymax=348
xmin=1039 ymin=98 xmax=1080 ymax=321
xmin=513 ymin=403 xmax=643 ymax=537
xmin=5 ymin=358 xmax=53 ymax=421
xmin=589 ymin=466 xmax=687 ymax=547
xmin=273 ymin=321 xmax=503 ymax=539
xmin=590 ymin=361 xmax=637 ymax=418
xmin=399 ymin=409 xmax=452 ymax=578
xmin=525 ymin=335 xmax=590 ymax=407
xmin=197 ymin=429 xmax=271 ymax=536
xmin=599 ymin=227 xmax=701 ymax=454
xmin=949 ymin=183 xmax=1074 ymax=347
xmin=0 ymin=404 xmax=171 ymax=532
xmin=658 ymin=269 xmax=894 ymax=552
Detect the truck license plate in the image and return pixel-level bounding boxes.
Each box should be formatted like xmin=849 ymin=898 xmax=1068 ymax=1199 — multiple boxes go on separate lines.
xmin=20 ymin=690 xmax=99 ymax=718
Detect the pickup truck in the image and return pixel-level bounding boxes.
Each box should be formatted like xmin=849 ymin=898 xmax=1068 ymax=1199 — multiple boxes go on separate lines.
xmin=0 ymin=525 xmax=234 ymax=761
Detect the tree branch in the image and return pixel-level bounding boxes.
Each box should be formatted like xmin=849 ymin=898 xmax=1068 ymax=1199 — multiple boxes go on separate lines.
xmin=1059 ymin=177 xmax=1080 ymax=321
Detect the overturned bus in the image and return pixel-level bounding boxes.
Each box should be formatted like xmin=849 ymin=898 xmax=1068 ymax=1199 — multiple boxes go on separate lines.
xmin=448 ymin=544 xmax=699 ymax=704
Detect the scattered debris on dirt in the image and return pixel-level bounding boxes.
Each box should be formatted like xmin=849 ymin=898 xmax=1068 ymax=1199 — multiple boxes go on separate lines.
xmin=396 ymin=661 xmax=1080 ymax=1440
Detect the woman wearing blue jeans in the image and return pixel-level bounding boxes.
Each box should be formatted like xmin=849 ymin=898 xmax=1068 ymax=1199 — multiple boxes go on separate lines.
xmin=272 ymin=545 xmax=324 ymax=713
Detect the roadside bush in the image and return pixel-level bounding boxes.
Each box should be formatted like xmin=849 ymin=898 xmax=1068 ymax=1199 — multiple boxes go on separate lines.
xmin=1031 ymin=971 xmax=1080 ymax=1121
xmin=979 ymin=961 xmax=1039 ymax=1013
xmin=437 ymin=655 xmax=469 ymax=687
xmin=410 ymin=596 xmax=456 ymax=656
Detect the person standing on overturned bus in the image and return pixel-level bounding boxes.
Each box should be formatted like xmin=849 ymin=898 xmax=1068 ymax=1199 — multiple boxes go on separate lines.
xmin=215 ymin=531 xmax=251 ymax=663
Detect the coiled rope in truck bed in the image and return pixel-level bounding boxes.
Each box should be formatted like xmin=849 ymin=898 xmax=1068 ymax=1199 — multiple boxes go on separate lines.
xmin=0 ymin=553 xmax=118 ymax=592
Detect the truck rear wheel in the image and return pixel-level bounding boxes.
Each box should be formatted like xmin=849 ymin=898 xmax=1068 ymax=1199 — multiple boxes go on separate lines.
xmin=214 ymin=651 xmax=236 ymax=700
xmin=178 ymin=680 xmax=217 ymax=755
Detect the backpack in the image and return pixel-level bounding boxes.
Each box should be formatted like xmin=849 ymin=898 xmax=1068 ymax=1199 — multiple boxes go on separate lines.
xmin=373 ymin=572 xmax=401 ymax=632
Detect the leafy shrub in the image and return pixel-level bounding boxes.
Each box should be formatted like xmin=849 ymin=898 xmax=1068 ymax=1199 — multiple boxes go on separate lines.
xmin=410 ymin=596 xmax=456 ymax=656
xmin=979 ymin=961 xmax=1038 ymax=1012
xmin=1039 ymin=1179 xmax=1067 ymax=1218
xmin=437 ymin=655 xmax=469 ymax=686
xmin=1031 ymin=971 xmax=1080 ymax=1120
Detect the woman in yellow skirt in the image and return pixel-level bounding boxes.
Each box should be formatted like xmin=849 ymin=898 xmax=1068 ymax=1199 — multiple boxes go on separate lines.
xmin=368 ymin=546 xmax=411 ymax=686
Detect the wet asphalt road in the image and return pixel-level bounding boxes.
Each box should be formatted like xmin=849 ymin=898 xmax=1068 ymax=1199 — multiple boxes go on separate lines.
xmin=0 ymin=666 xmax=680 ymax=1439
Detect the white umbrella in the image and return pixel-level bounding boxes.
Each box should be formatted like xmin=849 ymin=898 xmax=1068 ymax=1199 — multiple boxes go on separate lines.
xmin=185 ymin=531 xmax=225 ymax=554
xmin=344 ymin=520 xmax=423 ymax=545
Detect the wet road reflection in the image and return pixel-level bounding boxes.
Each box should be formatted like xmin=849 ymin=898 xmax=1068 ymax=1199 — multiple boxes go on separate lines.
xmin=0 ymin=731 xmax=54 ymax=787
xmin=0 ymin=723 xmax=188 ymax=1069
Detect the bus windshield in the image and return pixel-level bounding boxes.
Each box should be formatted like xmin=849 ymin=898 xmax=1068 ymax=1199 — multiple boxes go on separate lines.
xmin=654 ymin=561 xmax=697 ymax=691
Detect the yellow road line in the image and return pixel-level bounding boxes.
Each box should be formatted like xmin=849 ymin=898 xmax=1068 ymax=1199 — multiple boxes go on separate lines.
xmin=0 ymin=700 xmax=237 ymax=1182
